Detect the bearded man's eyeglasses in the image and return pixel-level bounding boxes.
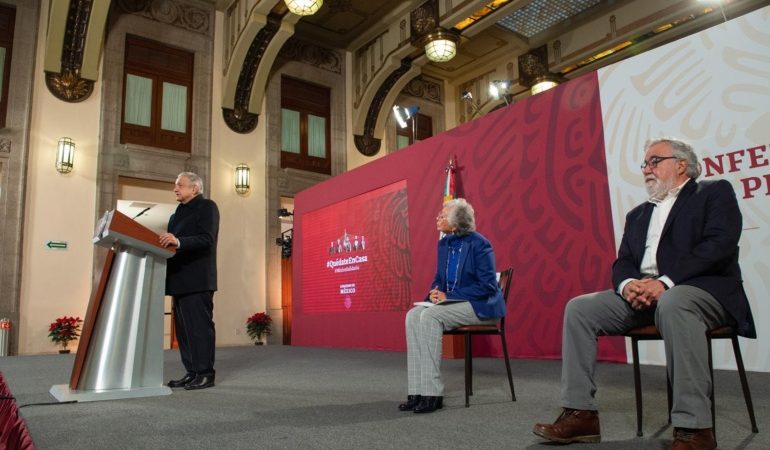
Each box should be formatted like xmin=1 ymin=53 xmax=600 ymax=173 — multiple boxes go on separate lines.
xmin=640 ymin=156 xmax=678 ymax=170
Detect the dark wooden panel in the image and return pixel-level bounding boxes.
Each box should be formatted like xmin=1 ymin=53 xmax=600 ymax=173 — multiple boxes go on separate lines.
xmin=125 ymin=34 xmax=194 ymax=81
xmin=282 ymin=75 xmax=330 ymax=115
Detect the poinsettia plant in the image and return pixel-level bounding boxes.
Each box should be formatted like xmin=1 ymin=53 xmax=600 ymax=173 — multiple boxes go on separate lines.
xmin=246 ymin=312 xmax=272 ymax=342
xmin=48 ymin=316 xmax=83 ymax=350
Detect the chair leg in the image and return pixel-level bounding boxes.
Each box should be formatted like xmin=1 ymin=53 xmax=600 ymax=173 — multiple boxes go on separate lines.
xmin=631 ymin=337 xmax=644 ymax=437
xmin=464 ymin=333 xmax=472 ymax=408
xmin=468 ymin=334 xmax=474 ymax=396
xmin=499 ymin=331 xmax=516 ymax=401
xmin=730 ymin=335 xmax=759 ymax=433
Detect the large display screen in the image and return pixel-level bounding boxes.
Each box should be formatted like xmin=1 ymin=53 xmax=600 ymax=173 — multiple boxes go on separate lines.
xmin=300 ymin=181 xmax=412 ymax=313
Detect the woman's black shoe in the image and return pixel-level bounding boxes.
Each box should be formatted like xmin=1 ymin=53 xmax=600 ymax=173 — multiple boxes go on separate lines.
xmin=413 ymin=396 xmax=443 ymax=413
xmin=398 ymin=395 xmax=422 ymax=411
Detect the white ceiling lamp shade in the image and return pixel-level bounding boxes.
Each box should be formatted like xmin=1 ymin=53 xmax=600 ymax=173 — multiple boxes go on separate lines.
xmin=284 ymin=0 xmax=323 ymax=16
xmin=423 ymin=29 xmax=460 ymax=63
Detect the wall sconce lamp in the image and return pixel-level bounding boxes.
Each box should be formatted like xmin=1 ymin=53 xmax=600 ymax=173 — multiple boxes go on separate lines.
xmin=284 ymin=0 xmax=323 ymax=16
xmin=235 ymin=163 xmax=250 ymax=195
xmin=489 ymin=80 xmax=513 ymax=105
xmin=423 ymin=29 xmax=460 ymax=63
xmin=55 ymin=137 xmax=75 ymax=174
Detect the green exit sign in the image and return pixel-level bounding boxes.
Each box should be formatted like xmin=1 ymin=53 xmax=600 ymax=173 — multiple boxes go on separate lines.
xmin=46 ymin=241 xmax=68 ymax=250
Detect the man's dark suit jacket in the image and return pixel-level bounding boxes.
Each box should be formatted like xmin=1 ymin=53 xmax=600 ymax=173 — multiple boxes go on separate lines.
xmin=166 ymin=194 xmax=220 ymax=296
xmin=611 ymin=179 xmax=756 ymax=338
xmin=431 ymin=231 xmax=506 ymax=320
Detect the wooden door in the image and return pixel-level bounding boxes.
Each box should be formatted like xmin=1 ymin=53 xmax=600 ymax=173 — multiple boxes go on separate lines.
xmin=281 ymin=256 xmax=292 ymax=344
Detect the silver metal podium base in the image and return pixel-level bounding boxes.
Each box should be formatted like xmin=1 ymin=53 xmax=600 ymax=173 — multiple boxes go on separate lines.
xmin=49 ymin=384 xmax=172 ymax=402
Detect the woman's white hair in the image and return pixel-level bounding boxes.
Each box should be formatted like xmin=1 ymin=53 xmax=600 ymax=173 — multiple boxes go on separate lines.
xmin=444 ymin=198 xmax=476 ymax=236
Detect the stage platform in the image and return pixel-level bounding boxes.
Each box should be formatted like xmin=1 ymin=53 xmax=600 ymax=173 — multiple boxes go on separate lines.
xmin=2 ymin=346 xmax=767 ymax=449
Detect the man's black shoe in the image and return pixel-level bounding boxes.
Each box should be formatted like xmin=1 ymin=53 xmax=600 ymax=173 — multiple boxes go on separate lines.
xmin=398 ymin=395 xmax=422 ymax=411
xmin=413 ymin=396 xmax=443 ymax=413
xmin=167 ymin=373 xmax=195 ymax=388
xmin=184 ymin=375 xmax=215 ymax=390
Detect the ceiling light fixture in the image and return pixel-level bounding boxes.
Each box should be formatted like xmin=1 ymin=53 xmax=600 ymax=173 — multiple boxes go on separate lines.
xmin=518 ymin=45 xmax=562 ymax=96
xmin=530 ymin=76 xmax=560 ymax=95
xmin=423 ymin=29 xmax=460 ymax=63
xmin=284 ymin=0 xmax=323 ymax=16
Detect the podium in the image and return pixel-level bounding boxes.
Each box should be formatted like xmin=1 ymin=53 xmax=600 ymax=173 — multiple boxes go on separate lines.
xmin=50 ymin=210 xmax=175 ymax=402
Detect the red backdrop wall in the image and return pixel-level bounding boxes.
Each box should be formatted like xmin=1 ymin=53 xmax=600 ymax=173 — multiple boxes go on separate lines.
xmin=293 ymin=72 xmax=626 ymax=362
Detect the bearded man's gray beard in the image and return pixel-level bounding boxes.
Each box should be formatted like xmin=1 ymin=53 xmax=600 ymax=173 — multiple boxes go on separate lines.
xmin=645 ymin=176 xmax=673 ymax=201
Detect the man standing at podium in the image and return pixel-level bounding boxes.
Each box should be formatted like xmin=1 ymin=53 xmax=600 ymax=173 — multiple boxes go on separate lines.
xmin=160 ymin=172 xmax=220 ymax=390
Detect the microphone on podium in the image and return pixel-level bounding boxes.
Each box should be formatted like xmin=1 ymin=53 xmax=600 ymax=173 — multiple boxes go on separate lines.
xmin=132 ymin=206 xmax=152 ymax=220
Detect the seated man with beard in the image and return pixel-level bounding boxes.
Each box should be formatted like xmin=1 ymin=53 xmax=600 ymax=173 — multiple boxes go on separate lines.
xmin=532 ymin=138 xmax=755 ymax=450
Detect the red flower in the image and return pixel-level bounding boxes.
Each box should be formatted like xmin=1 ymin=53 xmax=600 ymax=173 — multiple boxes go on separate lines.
xmin=48 ymin=316 xmax=83 ymax=349
xmin=246 ymin=312 xmax=272 ymax=340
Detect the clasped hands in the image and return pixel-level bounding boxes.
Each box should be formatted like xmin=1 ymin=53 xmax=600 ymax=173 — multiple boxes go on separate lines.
xmin=622 ymin=278 xmax=667 ymax=310
xmin=428 ymin=287 xmax=447 ymax=304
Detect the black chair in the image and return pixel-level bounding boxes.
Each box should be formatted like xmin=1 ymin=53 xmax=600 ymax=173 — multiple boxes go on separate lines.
xmin=625 ymin=324 xmax=758 ymax=437
xmin=444 ymin=268 xmax=515 ymax=407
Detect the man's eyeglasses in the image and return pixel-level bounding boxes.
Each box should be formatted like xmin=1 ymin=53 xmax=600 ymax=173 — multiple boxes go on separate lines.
xmin=640 ymin=156 xmax=678 ymax=170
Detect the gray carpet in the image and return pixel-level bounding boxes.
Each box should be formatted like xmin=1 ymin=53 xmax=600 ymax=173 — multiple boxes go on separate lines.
xmin=1 ymin=345 xmax=766 ymax=449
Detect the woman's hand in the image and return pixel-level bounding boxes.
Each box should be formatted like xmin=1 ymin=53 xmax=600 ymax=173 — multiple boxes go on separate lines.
xmin=428 ymin=288 xmax=447 ymax=303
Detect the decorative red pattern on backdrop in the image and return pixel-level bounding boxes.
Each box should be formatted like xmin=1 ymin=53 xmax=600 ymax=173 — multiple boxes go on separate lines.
xmin=293 ymin=72 xmax=624 ymax=361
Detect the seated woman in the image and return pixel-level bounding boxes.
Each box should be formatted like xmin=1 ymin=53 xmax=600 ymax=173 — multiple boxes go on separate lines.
xmin=399 ymin=198 xmax=506 ymax=413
